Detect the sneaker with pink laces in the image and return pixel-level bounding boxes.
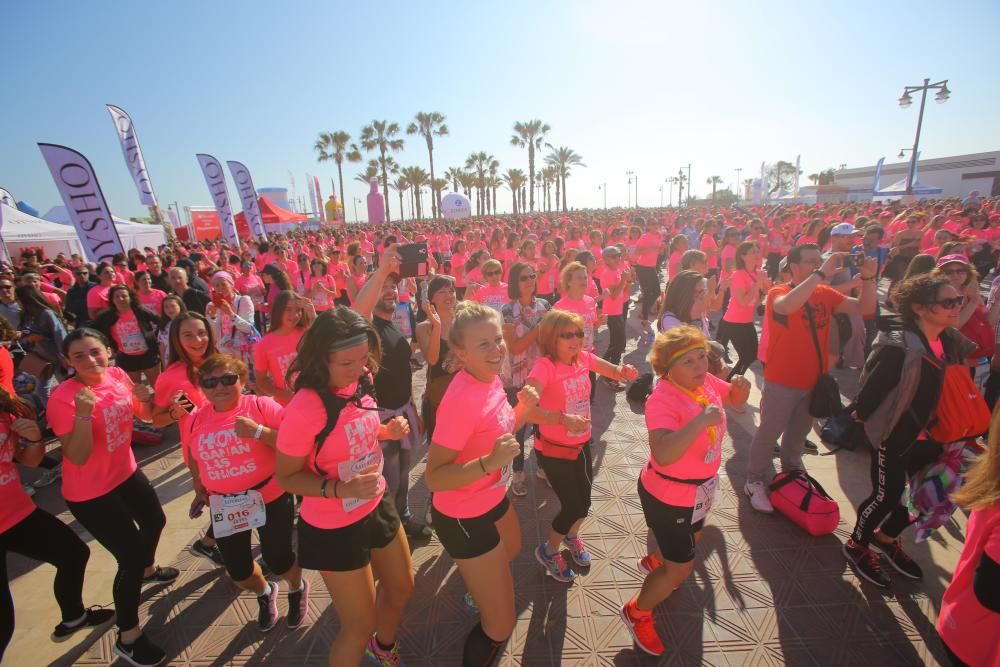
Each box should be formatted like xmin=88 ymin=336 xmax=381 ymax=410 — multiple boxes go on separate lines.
xmin=619 ymin=599 xmax=664 ymax=656
xmin=563 ymin=535 xmax=591 ymax=567
xmin=365 ymin=634 xmax=402 ymax=666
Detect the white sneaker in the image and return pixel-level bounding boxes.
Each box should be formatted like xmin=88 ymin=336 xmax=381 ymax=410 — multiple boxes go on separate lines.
xmin=744 ymin=481 xmax=774 ymax=514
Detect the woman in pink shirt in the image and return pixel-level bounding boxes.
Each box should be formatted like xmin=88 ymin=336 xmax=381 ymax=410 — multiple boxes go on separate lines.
xmin=0 ymin=387 xmax=114 ymax=658
xmin=254 ymin=291 xmax=314 ymax=406
xmin=667 ymin=235 xmax=689 ymax=281
xmin=86 ymin=262 xmax=118 ymax=321
xmin=306 ymin=259 xmax=338 ymax=312
xmin=275 ymin=307 xmax=412 ymax=666
xmin=467 ymin=259 xmax=510 ymax=312
xmin=48 ymin=328 xmax=176 ymax=667
xmin=536 ymin=240 xmax=560 ymax=303
xmin=235 ymin=261 xmax=266 ymax=330
xmin=133 ymin=270 xmax=166 ymax=315
xmin=425 ymin=302 xmax=539 ymax=666
xmin=184 ymin=354 xmax=307 ymax=633
xmin=92 ymin=285 xmax=161 ymax=385
xmin=620 ymin=326 xmax=749 ymax=657
xmin=525 ymin=310 xmax=638 ymax=583
xmin=716 ymin=243 xmax=768 ymax=378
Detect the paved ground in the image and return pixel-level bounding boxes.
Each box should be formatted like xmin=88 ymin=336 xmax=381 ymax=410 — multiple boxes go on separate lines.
xmin=8 ymin=313 xmax=964 ymax=666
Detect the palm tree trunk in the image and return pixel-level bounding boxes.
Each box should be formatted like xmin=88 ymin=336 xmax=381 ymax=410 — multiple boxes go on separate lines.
xmin=379 ymin=151 xmax=391 ymax=223
xmin=427 ymin=141 xmax=438 ymax=218
xmin=336 ymin=161 xmax=346 ymax=223
xmin=528 ymin=144 xmax=535 ymax=211
xmin=554 ymin=177 xmax=561 ymax=214
xmin=397 ymin=191 xmax=404 ymax=221
xmin=511 ymin=189 xmax=518 ymax=214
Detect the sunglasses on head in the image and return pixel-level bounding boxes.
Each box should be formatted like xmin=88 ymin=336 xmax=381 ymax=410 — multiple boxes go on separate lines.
xmin=519 ymin=274 xmax=537 ymax=281
xmin=930 ymin=296 xmax=967 ymax=310
xmin=200 ymin=373 xmax=239 ymax=389
xmin=559 ymin=330 xmax=585 ymax=340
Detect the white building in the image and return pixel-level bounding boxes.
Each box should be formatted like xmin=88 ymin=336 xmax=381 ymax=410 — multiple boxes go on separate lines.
xmin=832 ymin=150 xmax=999 ymax=202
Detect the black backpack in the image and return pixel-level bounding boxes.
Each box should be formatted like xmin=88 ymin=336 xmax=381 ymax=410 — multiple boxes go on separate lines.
xmin=626 ymin=373 xmax=654 ymax=408
xmin=312 ymin=373 xmax=379 ymax=476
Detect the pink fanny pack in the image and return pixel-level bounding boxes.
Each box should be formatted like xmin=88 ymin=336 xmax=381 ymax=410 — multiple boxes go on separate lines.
xmin=768 ymin=470 xmax=839 ymax=536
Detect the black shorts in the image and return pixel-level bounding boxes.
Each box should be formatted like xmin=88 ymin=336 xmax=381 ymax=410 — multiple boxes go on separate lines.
xmin=432 ymin=495 xmax=510 ymax=560
xmin=637 ymin=480 xmax=703 ymax=564
xmin=215 ymin=492 xmax=296 ymax=581
xmin=115 ymin=346 xmax=159 ymax=372
xmin=297 ymin=494 xmax=400 ymax=572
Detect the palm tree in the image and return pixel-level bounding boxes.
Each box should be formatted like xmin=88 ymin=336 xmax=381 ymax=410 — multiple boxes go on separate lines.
xmin=486 ymin=175 xmax=502 ymax=216
xmin=444 ymin=167 xmax=464 ymax=194
xmin=544 ymin=145 xmax=585 ymax=212
xmin=354 ymin=160 xmax=380 ymax=187
xmin=457 ymin=171 xmax=476 ymax=200
xmin=502 ymin=169 xmax=526 ymax=214
xmin=677 ymin=169 xmax=688 ymax=206
xmin=465 ymin=152 xmax=494 ymax=216
xmin=313 ymin=131 xmax=352 ymax=215
xmin=390 ymin=175 xmax=410 ymax=220
xmin=510 ymin=120 xmax=551 ymax=212
xmin=358 ymin=120 xmax=405 ymax=222
xmin=406 ymin=112 xmax=449 ymax=218
xmin=539 ymin=166 xmax=558 ymax=211
xmin=401 ymin=166 xmax=430 ymax=220
xmin=706 ymin=175 xmax=723 ymax=201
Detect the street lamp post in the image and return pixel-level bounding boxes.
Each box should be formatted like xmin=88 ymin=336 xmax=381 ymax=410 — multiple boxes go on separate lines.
xmin=686 ymin=164 xmax=692 ymax=205
xmin=597 ymin=183 xmax=607 ymax=209
xmin=898 ymin=78 xmax=950 ymax=195
xmin=668 ymin=177 xmax=675 ymax=207
xmin=734 ymin=168 xmax=742 ymax=201
xmin=353 ymin=197 xmax=361 ymax=223
xmin=625 ymin=171 xmax=634 ymax=208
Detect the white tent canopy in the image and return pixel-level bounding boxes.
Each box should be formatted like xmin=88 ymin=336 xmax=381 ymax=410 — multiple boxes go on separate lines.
xmin=873 ymin=178 xmax=943 ymax=197
xmin=1 ymin=202 xmax=85 ymax=259
xmin=43 ymin=206 xmax=167 ymax=252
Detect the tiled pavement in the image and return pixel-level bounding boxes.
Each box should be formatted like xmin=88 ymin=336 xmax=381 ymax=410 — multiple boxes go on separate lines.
xmin=9 ymin=317 xmax=963 ymax=666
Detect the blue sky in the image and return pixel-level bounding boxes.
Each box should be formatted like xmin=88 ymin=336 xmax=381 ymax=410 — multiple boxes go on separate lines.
xmin=3 ymin=0 xmax=998 ymax=222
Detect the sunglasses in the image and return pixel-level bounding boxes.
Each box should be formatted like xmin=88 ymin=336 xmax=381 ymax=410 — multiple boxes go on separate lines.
xmin=200 ymin=373 xmax=239 ymax=389
xmin=485 ymin=270 xmax=502 ymax=277
xmin=519 ymin=274 xmax=537 ymax=281
xmin=0 ymin=285 xmax=12 ymax=290
xmin=559 ymin=330 xmax=585 ymax=340
xmin=75 ymin=271 xmax=89 ymax=276
xmin=930 ymin=296 xmax=967 ymax=310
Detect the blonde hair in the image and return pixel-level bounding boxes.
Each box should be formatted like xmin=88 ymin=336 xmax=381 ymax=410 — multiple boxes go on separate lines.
xmin=649 ymin=324 xmax=707 ymax=377
xmin=953 ymin=403 xmax=1000 ymax=511
xmin=449 ymin=301 xmax=502 ymax=349
xmin=537 ymin=309 xmax=585 ymax=361
xmin=482 ymin=259 xmax=502 ymax=276
xmin=559 ymin=261 xmax=588 ymax=294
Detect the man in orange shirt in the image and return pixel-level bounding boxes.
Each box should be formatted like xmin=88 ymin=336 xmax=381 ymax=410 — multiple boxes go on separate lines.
xmin=744 ymin=244 xmax=878 ymax=513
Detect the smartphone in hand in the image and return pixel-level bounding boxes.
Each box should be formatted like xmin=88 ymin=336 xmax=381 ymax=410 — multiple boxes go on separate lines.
xmin=398 ymin=243 xmax=429 ymax=279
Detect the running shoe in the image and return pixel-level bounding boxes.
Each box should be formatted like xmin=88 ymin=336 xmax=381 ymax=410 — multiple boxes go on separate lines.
xmin=870 ymin=535 xmax=923 ymax=580
xmin=113 ymin=632 xmax=166 ymax=667
xmin=743 ymin=481 xmax=774 ymax=514
xmin=535 ymin=544 xmax=575 ymax=583
xmin=141 ymin=566 xmax=179 ymax=584
xmin=257 ymin=581 xmax=279 ymax=631
xmin=365 ymin=634 xmax=403 ymax=666
xmin=563 ymin=535 xmax=591 ymax=567
xmin=286 ymin=579 xmax=310 ymax=628
xmin=637 ymin=553 xmax=663 ymax=575
xmin=619 ymin=599 xmax=664 ymax=656
xmin=804 ymin=439 xmax=819 ymax=454
xmin=51 ymin=606 xmax=115 ymax=642
xmin=33 ymin=464 xmax=61 ymax=488
xmin=189 ymin=540 xmax=225 ymax=567
xmin=843 ymin=538 xmax=891 ymax=587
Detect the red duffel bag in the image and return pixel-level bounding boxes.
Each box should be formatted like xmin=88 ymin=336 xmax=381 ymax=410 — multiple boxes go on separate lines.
xmin=768 ymin=470 xmax=840 ymax=536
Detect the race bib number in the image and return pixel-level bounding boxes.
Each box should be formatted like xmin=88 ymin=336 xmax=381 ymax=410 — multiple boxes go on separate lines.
xmin=210 ymin=490 xmax=266 ymax=539
xmin=337 ymin=450 xmax=384 ymax=513
xmin=565 ymin=397 xmax=591 ymax=438
xmin=691 ymin=477 xmax=720 ymax=525
xmin=313 ymin=289 xmax=328 ymax=307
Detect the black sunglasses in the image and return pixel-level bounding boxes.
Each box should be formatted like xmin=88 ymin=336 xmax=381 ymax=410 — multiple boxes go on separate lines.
xmin=559 ymin=330 xmax=585 ymax=340
xmin=200 ymin=373 xmax=239 ymax=389
xmin=0 ymin=284 xmax=12 ymax=289
xmin=519 ymin=274 xmax=537 ymax=282
xmin=930 ymin=296 xmax=967 ymax=310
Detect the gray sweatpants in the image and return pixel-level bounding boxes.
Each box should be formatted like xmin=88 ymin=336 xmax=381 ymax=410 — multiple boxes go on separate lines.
xmin=746 ymin=381 xmax=813 ymax=483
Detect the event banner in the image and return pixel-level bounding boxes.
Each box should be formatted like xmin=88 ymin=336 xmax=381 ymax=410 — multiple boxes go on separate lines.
xmin=314 ymin=175 xmax=324 ymax=221
xmin=38 ymin=143 xmax=126 ymax=264
xmin=226 ymin=161 xmax=267 ymax=241
xmin=106 ymin=105 xmax=158 ymax=207
xmin=196 ymin=154 xmax=240 ymax=249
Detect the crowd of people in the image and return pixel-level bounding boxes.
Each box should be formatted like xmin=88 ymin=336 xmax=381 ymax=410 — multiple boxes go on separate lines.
xmin=1 ymin=194 xmax=999 ymax=666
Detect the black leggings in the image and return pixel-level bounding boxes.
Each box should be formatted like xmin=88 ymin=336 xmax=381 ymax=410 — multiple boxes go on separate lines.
xmin=216 ymin=493 xmax=296 ymax=582
xmin=718 ymin=320 xmax=758 ymax=378
xmin=0 ymin=508 xmax=90 ymax=660
xmin=851 ymin=437 xmax=941 ymax=546
xmin=537 ymin=444 xmax=593 ymax=536
xmin=635 ymin=266 xmax=660 ymax=321
xmin=67 ymin=470 xmax=166 ymax=632
xmin=603 ymin=314 xmax=626 ymax=366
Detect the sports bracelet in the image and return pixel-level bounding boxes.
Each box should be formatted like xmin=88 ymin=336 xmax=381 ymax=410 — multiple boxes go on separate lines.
xmin=320 ymin=478 xmax=329 ymax=498
xmin=333 ymin=480 xmax=340 ymax=498
xmin=74 ymin=414 xmax=92 ymax=422
xmin=478 ymin=456 xmax=488 ymax=474
xmin=253 ymin=424 xmax=264 ymax=440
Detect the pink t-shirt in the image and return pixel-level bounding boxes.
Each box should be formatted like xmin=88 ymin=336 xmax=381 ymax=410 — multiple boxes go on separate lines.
xmin=720 ymin=245 xmax=737 ymax=279
xmin=48 ymin=367 xmax=139 ymax=502
xmin=0 ymin=416 xmax=35 ymax=534
xmin=137 ymin=289 xmax=167 ymax=314
xmin=553 ymin=295 xmax=599 ymax=351
xmin=253 ymin=330 xmax=304 ymax=403
xmin=528 ymin=351 xmax=598 ymax=447
xmin=597 ymin=266 xmax=628 ymax=316
xmin=470 ymin=284 xmax=510 ymax=312
xmin=640 ymin=373 xmax=730 ymax=507
xmin=276 ymin=383 xmax=384 ymax=529
xmin=668 ymin=252 xmax=683 ymax=280
xmin=431 ymin=370 xmax=515 ymax=519
xmin=723 ymin=270 xmax=759 ymax=324
xmin=236 ymin=274 xmax=266 ymax=307
xmin=701 ymin=236 xmax=719 ymax=269
xmin=537 ymin=257 xmax=560 ymax=295
xmin=450 ymin=252 xmax=469 ymax=287
xmin=635 ymin=232 xmax=662 ymax=268
xmin=307 ymin=274 xmax=337 ymax=311
xmin=110 ymin=310 xmax=149 ymax=356
xmin=184 ymin=395 xmax=285 ymax=502
xmin=86 ymin=284 xmax=112 ymax=311
xmin=937 ymin=503 xmax=1000 ymax=667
